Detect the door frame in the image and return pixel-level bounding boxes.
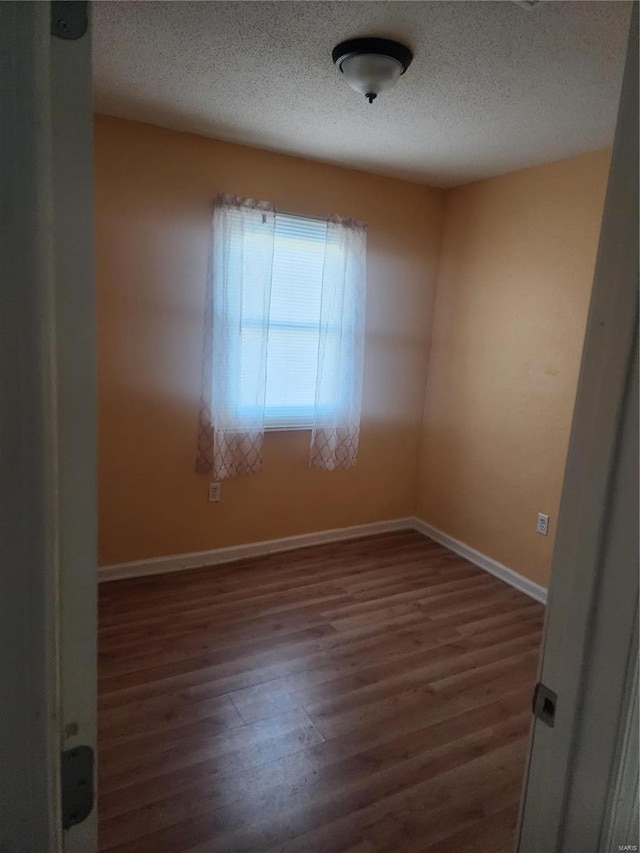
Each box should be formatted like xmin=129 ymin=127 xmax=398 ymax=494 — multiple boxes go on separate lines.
xmin=1 ymin=3 xmax=61 ymax=850
xmin=517 ymin=4 xmax=638 ymax=851
xmin=0 ymin=3 xmax=97 ymax=851
xmin=51 ymin=6 xmax=98 ymax=852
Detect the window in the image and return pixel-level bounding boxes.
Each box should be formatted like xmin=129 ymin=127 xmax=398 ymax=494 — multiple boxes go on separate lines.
xmin=247 ymin=213 xmax=328 ymax=429
xmin=198 ymin=194 xmax=367 ymax=480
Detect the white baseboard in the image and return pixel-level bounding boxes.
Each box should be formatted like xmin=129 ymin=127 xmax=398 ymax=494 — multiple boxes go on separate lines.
xmin=411 ymin=517 xmax=548 ymax=605
xmin=98 ymin=515 xmax=548 ymax=604
xmin=98 ymin=517 xmax=414 ymax=583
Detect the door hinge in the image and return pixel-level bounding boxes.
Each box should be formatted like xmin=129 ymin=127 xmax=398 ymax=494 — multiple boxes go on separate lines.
xmin=61 ymin=745 xmax=94 ymax=830
xmin=51 ymin=1 xmax=88 ymax=40
xmin=532 ymin=681 xmax=558 ymax=728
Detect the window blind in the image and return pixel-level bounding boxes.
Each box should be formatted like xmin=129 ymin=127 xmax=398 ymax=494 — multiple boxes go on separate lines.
xmin=258 ymin=213 xmax=328 ymax=428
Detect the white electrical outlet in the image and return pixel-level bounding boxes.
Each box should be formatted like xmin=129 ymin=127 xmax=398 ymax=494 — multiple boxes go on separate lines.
xmin=208 ymin=482 xmax=221 ymax=503
xmin=536 ymin=513 xmax=549 ymax=536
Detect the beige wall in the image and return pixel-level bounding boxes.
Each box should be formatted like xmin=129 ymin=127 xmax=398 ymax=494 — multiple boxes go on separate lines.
xmin=95 ymin=116 xmax=444 ymax=565
xmin=417 ymin=150 xmax=610 ymax=587
xmin=95 ymin=115 xmax=609 ymax=583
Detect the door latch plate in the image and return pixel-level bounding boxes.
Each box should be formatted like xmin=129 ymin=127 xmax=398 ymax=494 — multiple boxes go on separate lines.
xmin=532 ymin=682 xmax=558 ymax=728
xmin=61 ymin=745 xmax=94 ymax=829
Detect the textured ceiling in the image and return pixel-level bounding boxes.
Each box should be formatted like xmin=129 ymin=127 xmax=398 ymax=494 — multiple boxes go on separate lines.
xmin=92 ymin=1 xmax=631 ymax=188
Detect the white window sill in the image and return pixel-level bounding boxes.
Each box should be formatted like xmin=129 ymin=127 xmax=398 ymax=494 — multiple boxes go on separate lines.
xmin=264 ymin=422 xmax=313 ymax=432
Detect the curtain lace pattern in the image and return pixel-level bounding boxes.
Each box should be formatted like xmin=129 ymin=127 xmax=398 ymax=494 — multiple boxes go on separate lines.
xmin=196 ymin=194 xmax=276 ymax=479
xmin=310 ymin=216 xmax=367 ymax=471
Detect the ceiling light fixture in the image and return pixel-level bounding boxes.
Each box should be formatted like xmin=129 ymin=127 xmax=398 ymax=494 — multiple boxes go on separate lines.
xmin=332 ymin=37 xmax=413 ymax=104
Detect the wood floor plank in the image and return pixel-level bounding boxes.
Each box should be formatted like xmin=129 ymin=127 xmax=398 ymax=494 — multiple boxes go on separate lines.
xmin=99 ymin=688 xmax=530 ymax=823
xmin=98 ymin=607 xmax=347 ymax=677
xmin=98 ymin=624 xmax=338 ymax=694
xmin=99 ymin=596 xmax=355 ymax=655
xmin=98 ymin=639 xmax=331 ymax=711
xmin=100 ymin=706 xmax=324 ymax=790
xmin=230 ymin=626 xmax=539 ymax=729
xmin=102 ymin=714 xmax=530 ymax=853
xmin=264 ymin=818 xmax=376 ymax=853
xmin=302 ymin=640 xmax=539 ymax=741
xmin=98 ymin=691 xmax=244 ymax=745
xmin=361 ymin=775 xmax=523 ymax=853
xmin=421 ymin=803 xmax=522 ymax=853
xmin=98 ymin=530 xmax=543 ymax=852
xmin=226 ymin=624 xmax=469 ymax=724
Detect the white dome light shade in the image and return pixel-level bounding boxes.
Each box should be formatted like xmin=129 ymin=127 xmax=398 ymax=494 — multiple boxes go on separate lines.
xmin=340 ymin=54 xmax=404 ymax=100
xmin=332 ymin=37 xmax=413 ymax=104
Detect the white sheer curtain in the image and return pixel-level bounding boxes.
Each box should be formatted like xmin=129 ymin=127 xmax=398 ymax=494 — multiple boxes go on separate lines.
xmin=310 ymin=217 xmax=367 ymax=470
xmin=197 ymin=198 xmax=367 ymax=478
xmin=196 ymin=195 xmax=276 ymax=479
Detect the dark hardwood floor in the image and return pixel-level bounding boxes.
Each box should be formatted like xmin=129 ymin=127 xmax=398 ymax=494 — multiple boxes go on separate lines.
xmin=98 ymin=530 xmax=543 ymax=853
